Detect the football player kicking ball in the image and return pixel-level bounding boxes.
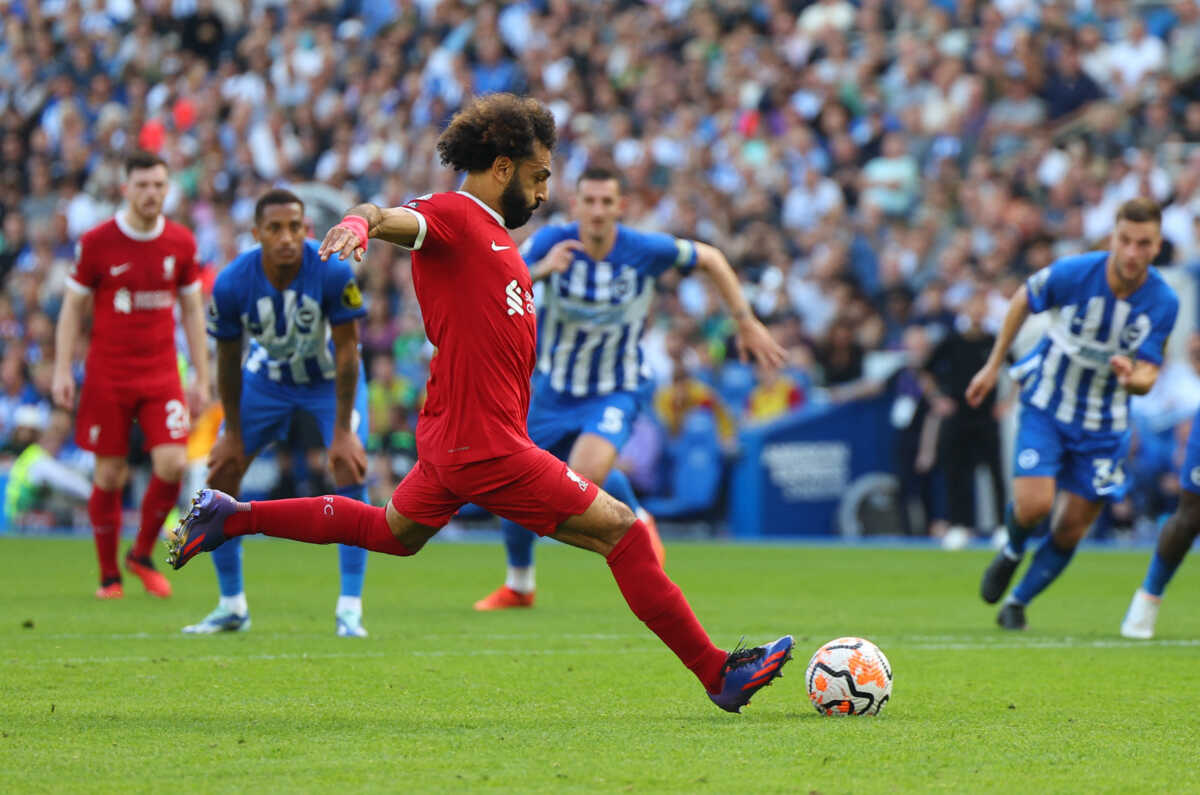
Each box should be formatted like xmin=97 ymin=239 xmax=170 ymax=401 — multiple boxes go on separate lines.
xmin=182 ymin=189 xmax=372 ymax=637
xmin=475 ymin=165 xmax=785 ymax=610
xmin=168 ymin=94 xmax=791 ymax=713
xmin=969 ymin=199 xmax=1178 ymax=630
xmin=53 ymin=151 xmax=210 ymax=599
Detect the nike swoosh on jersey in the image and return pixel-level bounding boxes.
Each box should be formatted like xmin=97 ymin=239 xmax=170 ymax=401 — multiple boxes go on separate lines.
xmin=110 ymin=263 xmax=131 ymax=275
xmin=491 ymin=241 xmax=511 ymax=251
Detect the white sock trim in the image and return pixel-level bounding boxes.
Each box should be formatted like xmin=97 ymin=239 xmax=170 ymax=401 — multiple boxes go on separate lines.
xmin=336 ymin=595 xmax=363 ymax=614
xmin=505 ymin=566 xmax=535 ymax=594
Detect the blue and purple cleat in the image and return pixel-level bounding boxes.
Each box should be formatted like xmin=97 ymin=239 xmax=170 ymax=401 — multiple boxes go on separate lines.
xmin=166 ymin=489 xmax=242 ymax=570
xmin=708 ymin=635 xmax=794 ymax=713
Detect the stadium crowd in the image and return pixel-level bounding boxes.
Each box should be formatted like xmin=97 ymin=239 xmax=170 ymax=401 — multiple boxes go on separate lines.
xmin=2 ymin=0 xmax=1200 ymax=538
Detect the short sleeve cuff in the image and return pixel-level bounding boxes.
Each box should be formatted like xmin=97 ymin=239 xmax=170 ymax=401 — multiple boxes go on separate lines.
xmin=64 ymin=276 xmax=92 ymax=295
xmin=395 ymin=207 xmax=428 ymax=251
xmin=675 ymin=239 xmax=698 ymax=273
xmin=178 ymin=280 xmax=202 ymax=295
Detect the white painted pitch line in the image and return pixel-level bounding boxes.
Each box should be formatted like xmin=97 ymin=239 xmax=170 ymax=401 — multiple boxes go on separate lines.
xmin=6 ymin=637 xmax=1200 ymax=667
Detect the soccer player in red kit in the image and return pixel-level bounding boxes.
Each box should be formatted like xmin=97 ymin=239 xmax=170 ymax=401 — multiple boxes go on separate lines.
xmin=53 ymin=151 xmax=210 ymax=599
xmin=168 ymin=94 xmax=791 ymax=713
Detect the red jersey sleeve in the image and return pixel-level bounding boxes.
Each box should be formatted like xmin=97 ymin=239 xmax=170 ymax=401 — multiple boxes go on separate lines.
xmin=66 ymin=233 xmax=100 ymax=294
xmin=399 ymin=194 xmax=456 ymax=253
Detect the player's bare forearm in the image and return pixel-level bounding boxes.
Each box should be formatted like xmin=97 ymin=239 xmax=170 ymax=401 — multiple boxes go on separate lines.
xmin=179 ymin=289 xmax=210 ymax=392
xmin=694 ymin=242 xmax=753 ymax=324
xmin=986 ymin=285 xmax=1031 ymax=370
xmin=347 ymin=202 xmax=420 ymax=249
xmin=53 ymin=290 xmax=88 ymax=375
xmin=215 ymin=338 xmax=244 ymax=438
xmin=331 ymin=321 xmax=360 ymax=432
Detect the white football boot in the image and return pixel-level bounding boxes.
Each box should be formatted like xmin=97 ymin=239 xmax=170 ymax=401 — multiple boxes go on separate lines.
xmin=1120 ymin=589 xmax=1161 ymax=640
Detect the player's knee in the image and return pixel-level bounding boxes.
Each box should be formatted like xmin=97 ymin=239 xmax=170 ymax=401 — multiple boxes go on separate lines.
xmin=93 ymin=461 xmax=126 ymax=492
xmin=1013 ymin=496 xmax=1052 ymax=526
xmin=1176 ymin=495 xmax=1200 ymax=539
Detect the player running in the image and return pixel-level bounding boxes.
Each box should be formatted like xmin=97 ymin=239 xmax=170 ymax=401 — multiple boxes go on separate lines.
xmin=969 ymin=198 xmax=1178 ymax=630
xmin=53 ymin=150 xmax=209 ymax=600
xmin=168 ymin=93 xmax=792 ymax=713
xmin=474 ymin=165 xmax=785 ymax=610
xmin=182 ymin=189 xmax=372 ymax=637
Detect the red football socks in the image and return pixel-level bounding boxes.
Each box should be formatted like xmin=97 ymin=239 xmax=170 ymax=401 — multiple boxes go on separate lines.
xmin=225 ymin=496 xmax=413 ymax=556
xmin=88 ymin=487 xmax=122 ymax=582
xmin=606 ymin=520 xmax=728 ymax=692
xmin=132 ymin=475 xmax=180 ymax=560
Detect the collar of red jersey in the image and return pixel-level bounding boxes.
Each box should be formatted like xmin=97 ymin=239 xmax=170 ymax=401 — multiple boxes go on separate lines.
xmin=455 ymin=190 xmax=505 ymax=228
xmin=115 ymin=209 xmax=165 ymax=241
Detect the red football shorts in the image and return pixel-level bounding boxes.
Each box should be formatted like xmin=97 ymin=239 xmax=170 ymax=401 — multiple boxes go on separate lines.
xmin=75 ymin=375 xmax=190 ymax=456
xmin=390 ymin=446 xmax=598 ymax=535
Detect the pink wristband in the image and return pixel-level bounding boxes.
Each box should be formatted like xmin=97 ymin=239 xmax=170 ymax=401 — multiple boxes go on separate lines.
xmin=335 ymin=215 xmax=369 ymax=253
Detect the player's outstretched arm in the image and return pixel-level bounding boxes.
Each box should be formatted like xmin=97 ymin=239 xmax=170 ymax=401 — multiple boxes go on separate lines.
xmin=319 ymin=203 xmax=422 ymax=261
xmin=52 ymin=288 xmax=90 ymax=409
xmin=328 ymin=320 xmax=367 ymax=487
xmin=966 ymin=285 xmax=1031 ymax=408
xmin=692 ymin=241 xmax=786 ymax=369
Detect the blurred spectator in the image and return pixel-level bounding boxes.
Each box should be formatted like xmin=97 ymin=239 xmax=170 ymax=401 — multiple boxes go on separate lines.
xmin=4 ymin=406 xmax=90 ymax=530
xmin=921 ymin=291 xmax=1004 ymax=537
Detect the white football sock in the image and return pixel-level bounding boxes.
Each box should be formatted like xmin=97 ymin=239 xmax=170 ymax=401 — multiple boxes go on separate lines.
xmin=220 ymin=593 xmax=248 ymax=616
xmin=336 ymin=595 xmax=362 ymax=614
xmin=505 ymin=565 xmax=535 ymax=594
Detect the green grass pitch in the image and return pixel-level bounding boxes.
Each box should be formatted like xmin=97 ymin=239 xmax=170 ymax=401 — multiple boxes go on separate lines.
xmin=3 ymin=536 xmax=1200 ymax=793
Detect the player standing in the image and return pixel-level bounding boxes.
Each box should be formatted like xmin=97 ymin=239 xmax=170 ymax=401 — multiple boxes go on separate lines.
xmin=53 ymin=151 xmax=209 ymax=599
xmin=167 ymin=94 xmax=791 ymax=713
xmin=968 ymin=199 xmax=1178 ymax=630
xmin=182 ymin=189 xmax=372 ymax=637
xmin=474 ymin=165 xmax=784 ymax=610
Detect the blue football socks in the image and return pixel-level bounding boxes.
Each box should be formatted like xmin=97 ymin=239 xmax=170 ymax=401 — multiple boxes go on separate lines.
xmin=336 ymin=484 xmax=368 ymax=598
xmin=1141 ymin=552 xmax=1180 ymax=598
xmin=1010 ymin=535 xmax=1077 ymax=605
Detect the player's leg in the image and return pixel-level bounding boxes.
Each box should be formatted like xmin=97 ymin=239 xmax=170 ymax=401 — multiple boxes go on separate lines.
xmin=122 ymin=388 xmax=189 ymax=596
xmin=478 ymin=431 xmax=624 ymax=610
xmin=90 ymin=455 xmax=129 ymax=598
xmin=313 ymin=382 xmax=372 ymax=638
xmin=123 ymin=442 xmax=186 ymax=598
xmin=1122 ymin=427 xmax=1200 ymax=638
xmin=182 ymin=380 xmax=281 ymax=633
xmin=981 ymin=404 xmax=1062 ymax=604
xmin=998 ymin=491 xmax=1105 ymax=630
xmin=75 ymin=379 xmax=132 ymax=598
xmin=167 ymin=458 xmax=457 ymax=569
xmin=181 ymin=448 xmax=257 ymax=633
xmin=477 ymin=448 xmax=790 ymax=713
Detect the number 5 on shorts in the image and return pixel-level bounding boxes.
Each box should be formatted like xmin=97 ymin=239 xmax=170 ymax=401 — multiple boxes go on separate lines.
xmin=598 ymin=406 xmax=625 ymax=435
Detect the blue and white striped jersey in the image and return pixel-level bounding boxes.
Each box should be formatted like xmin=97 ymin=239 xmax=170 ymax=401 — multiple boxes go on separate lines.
xmin=523 ymin=222 xmax=697 ymax=397
xmin=1012 ymin=250 xmax=1178 ymax=433
xmin=207 ymin=240 xmax=366 ymax=388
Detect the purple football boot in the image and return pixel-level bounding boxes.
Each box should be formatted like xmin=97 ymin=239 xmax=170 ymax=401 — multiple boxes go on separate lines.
xmin=708 ymin=635 xmax=794 ymax=713
xmin=166 ymin=489 xmax=243 ymax=570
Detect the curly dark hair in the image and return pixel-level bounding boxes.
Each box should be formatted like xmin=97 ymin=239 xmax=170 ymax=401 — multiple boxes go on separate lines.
xmin=436 ymin=93 xmax=557 ymax=173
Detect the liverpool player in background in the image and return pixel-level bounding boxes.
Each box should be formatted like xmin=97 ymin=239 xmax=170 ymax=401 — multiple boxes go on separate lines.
xmin=53 ymin=150 xmax=210 ymax=599
xmin=169 ymin=94 xmax=792 ymax=713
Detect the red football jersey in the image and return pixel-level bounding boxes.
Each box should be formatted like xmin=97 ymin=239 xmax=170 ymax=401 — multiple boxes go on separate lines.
xmin=401 ymin=191 xmax=538 ymax=465
xmin=66 ymin=213 xmax=199 ymax=384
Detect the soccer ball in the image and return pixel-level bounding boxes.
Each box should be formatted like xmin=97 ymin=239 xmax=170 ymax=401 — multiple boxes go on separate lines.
xmin=805 ymin=637 xmax=893 ymax=716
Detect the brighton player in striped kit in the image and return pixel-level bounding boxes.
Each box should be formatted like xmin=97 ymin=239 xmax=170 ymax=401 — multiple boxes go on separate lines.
xmin=474 ymin=165 xmax=785 ymax=610
xmin=969 ymin=198 xmax=1178 ymax=630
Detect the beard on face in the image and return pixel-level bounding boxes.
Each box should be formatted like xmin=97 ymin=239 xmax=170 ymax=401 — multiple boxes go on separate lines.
xmin=500 ymin=173 xmax=539 ymax=229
